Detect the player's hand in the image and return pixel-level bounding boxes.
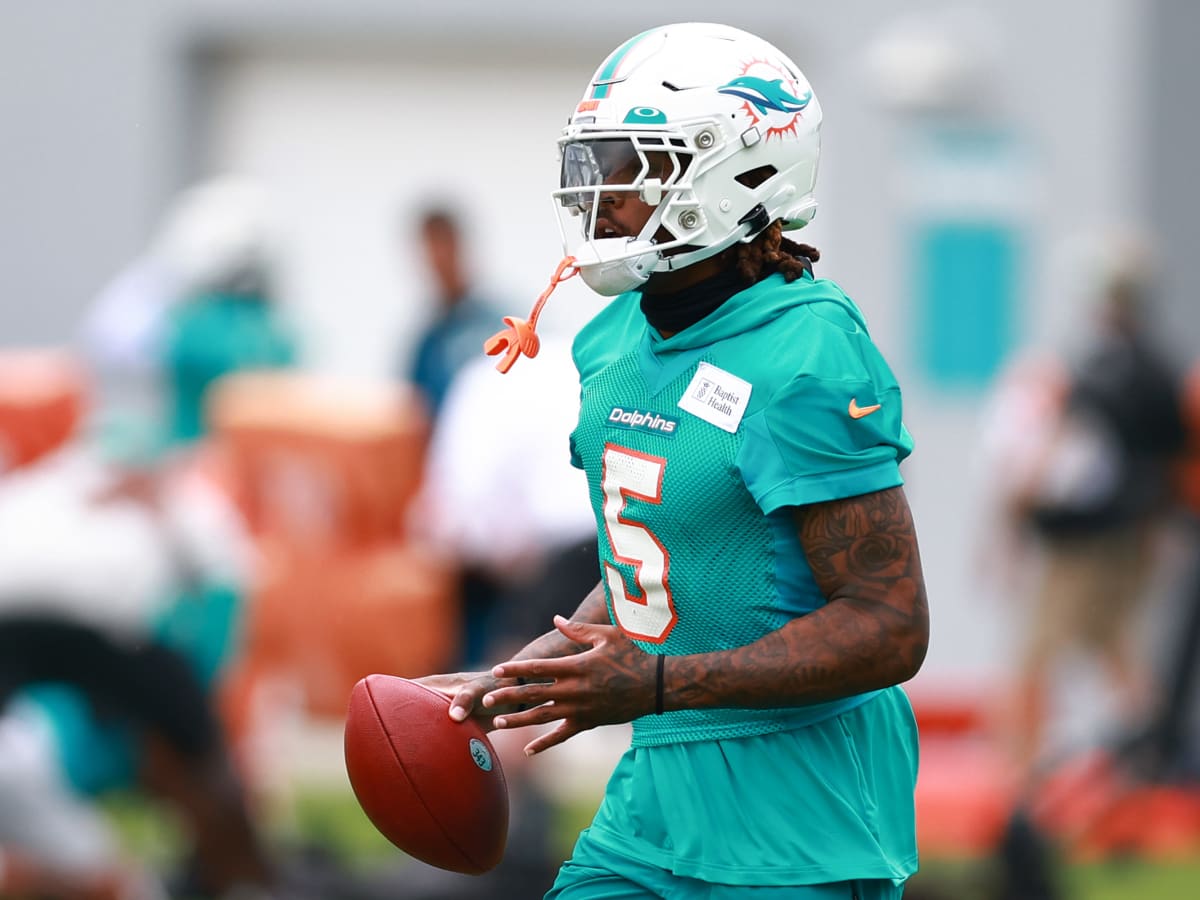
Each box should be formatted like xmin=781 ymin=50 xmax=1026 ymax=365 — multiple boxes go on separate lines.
xmin=415 ymin=671 xmax=524 ymax=727
xmin=483 ymin=615 xmax=657 ymax=755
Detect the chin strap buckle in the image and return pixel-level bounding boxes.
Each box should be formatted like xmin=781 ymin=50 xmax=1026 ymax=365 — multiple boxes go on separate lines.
xmin=737 ymin=203 xmax=770 ymax=240
xmin=484 ymin=257 xmax=579 ymax=373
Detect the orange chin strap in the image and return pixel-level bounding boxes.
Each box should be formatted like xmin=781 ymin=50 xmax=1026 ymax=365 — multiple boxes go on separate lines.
xmin=484 ymin=257 xmax=579 ymax=373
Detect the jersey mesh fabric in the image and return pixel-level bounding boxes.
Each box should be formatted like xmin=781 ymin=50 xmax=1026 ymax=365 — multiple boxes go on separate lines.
xmin=570 ymin=275 xmax=908 ymax=746
xmin=566 ymin=273 xmax=918 ymax=885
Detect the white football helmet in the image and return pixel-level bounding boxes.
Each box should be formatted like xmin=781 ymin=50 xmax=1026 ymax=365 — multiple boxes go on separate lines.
xmin=554 ymin=23 xmax=822 ymax=295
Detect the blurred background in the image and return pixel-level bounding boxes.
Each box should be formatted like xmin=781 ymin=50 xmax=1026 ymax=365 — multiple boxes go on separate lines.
xmin=2 ymin=1 xmax=1199 ymax=898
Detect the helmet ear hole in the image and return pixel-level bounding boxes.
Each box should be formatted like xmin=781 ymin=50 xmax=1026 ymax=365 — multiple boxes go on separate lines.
xmin=735 ymin=165 xmax=778 ymax=189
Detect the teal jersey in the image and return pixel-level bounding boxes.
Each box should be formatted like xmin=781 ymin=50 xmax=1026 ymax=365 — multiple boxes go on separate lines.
xmin=564 ymin=271 xmax=919 ymax=888
xmin=164 ymin=292 xmax=295 ymax=445
xmin=569 ymin=688 xmax=919 ymax=888
xmin=569 ymin=271 xmax=913 ymax=747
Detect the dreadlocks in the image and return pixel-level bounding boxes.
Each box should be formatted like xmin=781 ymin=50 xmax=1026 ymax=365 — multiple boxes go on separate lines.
xmin=732 ymin=220 xmax=820 ymax=286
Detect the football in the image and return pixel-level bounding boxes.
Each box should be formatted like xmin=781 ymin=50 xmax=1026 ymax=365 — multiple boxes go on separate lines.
xmin=343 ymin=674 xmax=508 ymax=874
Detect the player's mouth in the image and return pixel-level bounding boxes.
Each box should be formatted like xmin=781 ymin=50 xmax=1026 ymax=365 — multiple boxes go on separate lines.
xmin=593 ymin=217 xmax=628 ymax=240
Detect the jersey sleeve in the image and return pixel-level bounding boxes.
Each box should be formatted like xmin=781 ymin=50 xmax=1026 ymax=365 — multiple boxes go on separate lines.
xmin=737 ymin=374 xmax=913 ymax=513
xmin=569 ymin=432 xmax=584 ymax=470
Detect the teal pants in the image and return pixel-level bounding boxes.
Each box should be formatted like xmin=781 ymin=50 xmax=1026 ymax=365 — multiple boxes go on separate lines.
xmin=547 ymin=831 xmax=905 ymax=899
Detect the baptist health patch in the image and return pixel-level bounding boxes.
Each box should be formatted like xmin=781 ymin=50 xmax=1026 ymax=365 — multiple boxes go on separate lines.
xmin=677 ymin=362 xmax=752 ymax=433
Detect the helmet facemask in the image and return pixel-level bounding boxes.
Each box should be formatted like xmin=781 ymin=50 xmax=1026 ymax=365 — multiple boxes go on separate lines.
xmin=553 ymin=126 xmax=717 ymax=295
xmin=487 ymin=24 xmax=822 ymax=372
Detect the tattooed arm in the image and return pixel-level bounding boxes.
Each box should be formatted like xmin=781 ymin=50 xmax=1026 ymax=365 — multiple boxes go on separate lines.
xmin=670 ymin=484 xmax=929 ymax=709
xmin=487 ymin=485 xmax=928 ymax=752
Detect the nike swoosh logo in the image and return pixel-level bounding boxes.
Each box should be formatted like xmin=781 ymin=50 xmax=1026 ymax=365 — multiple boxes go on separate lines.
xmin=848 ymin=398 xmax=882 ymax=419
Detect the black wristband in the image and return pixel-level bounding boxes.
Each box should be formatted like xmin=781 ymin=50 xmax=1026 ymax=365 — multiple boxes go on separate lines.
xmin=655 ymin=654 xmax=666 ymax=715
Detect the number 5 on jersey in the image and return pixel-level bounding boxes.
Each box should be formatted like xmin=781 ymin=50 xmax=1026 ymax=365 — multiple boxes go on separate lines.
xmin=601 ymin=444 xmax=677 ymax=643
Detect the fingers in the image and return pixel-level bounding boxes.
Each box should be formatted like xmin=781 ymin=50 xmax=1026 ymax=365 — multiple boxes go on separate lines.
xmin=445 ymin=676 xmax=496 ymax=722
xmin=552 ymin=613 xmax=603 ymax=644
xmin=523 ymin=721 xmax=580 ymax=756
xmin=412 ymin=672 xmax=491 ymax=722
xmin=494 ymin=616 xmax=605 ymax=667
xmin=482 ymin=676 xmax=555 ymax=710
xmin=492 ymin=703 xmax=581 ymax=756
xmin=448 ymin=684 xmax=486 ymax=722
xmin=492 ymin=658 xmax=568 ymax=682
xmin=492 ymin=619 xmax=614 ymax=682
xmin=492 ymin=701 xmax=566 ymax=731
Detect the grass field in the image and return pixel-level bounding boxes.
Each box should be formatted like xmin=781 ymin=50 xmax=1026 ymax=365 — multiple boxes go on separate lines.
xmin=106 ymin=786 xmax=1200 ymax=899
xmin=906 ymin=854 xmax=1200 ymax=900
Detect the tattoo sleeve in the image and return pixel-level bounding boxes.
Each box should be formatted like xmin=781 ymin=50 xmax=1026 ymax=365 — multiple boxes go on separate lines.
xmin=668 ymin=485 xmax=929 ymax=711
xmin=509 ymin=580 xmax=610 ymax=663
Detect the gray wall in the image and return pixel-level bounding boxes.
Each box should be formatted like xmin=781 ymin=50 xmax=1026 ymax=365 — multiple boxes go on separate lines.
xmin=5 ymin=1 xmax=1195 ymax=351
xmin=1 ymin=1 xmax=172 ymax=342
xmin=1149 ymin=0 xmax=1200 ymax=361
xmin=1 ymin=1 xmax=1195 ymax=685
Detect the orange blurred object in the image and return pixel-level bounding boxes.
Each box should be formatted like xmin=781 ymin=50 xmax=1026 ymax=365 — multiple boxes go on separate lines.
xmin=207 ymin=372 xmax=429 ymax=548
xmin=916 ymin=736 xmax=1019 ymax=855
xmin=908 ymin=684 xmax=999 ymax=738
xmin=0 ymin=349 xmax=87 ymax=471
xmin=910 ymin=685 xmax=1200 ymax=860
xmin=909 ymin=685 xmax=1020 ymax=856
xmin=208 ymin=372 xmax=459 ymax=727
xmin=221 ymin=539 xmax=458 ymax=724
xmin=1032 ymin=749 xmax=1200 ymax=859
xmin=1076 ymin=786 xmax=1200 ymax=859
xmin=0 ymin=846 xmax=136 ymax=900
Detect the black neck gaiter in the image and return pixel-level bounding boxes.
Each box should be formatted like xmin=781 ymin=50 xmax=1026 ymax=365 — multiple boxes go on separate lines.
xmin=638 ymin=267 xmax=748 ymax=335
xmin=638 ymin=257 xmax=811 ymax=335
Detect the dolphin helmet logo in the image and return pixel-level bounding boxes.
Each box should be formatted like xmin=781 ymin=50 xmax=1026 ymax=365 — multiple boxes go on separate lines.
xmin=718 ymin=58 xmax=814 ymax=141
xmin=718 ymin=76 xmax=812 ymax=116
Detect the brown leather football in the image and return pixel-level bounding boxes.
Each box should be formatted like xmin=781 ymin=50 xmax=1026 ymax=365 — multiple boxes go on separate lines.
xmin=344 ymin=674 xmax=508 ymax=874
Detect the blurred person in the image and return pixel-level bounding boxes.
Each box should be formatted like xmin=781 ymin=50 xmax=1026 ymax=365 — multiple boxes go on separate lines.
xmin=409 ymin=335 xmax=597 ymax=898
xmin=405 ymin=206 xmax=505 ymax=422
xmin=79 ymin=176 xmax=295 ymax=452
xmin=421 ymin=23 xmax=928 ymax=899
xmin=980 ymin=234 xmax=1189 ymax=788
xmin=157 ymin=181 xmax=295 ymax=448
xmin=403 ymin=204 xmax=528 ymax=671
xmin=0 ymin=701 xmax=165 ymax=900
xmin=972 ymin=350 xmax=1070 ymax=597
xmin=0 ymin=424 xmax=286 ymax=899
xmin=418 ymin=335 xmax=597 ymax=666
xmin=0 ymin=616 xmax=262 ymax=900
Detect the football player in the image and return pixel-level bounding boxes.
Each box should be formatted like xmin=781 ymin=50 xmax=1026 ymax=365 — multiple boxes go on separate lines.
xmin=422 ymin=22 xmax=928 ymax=899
